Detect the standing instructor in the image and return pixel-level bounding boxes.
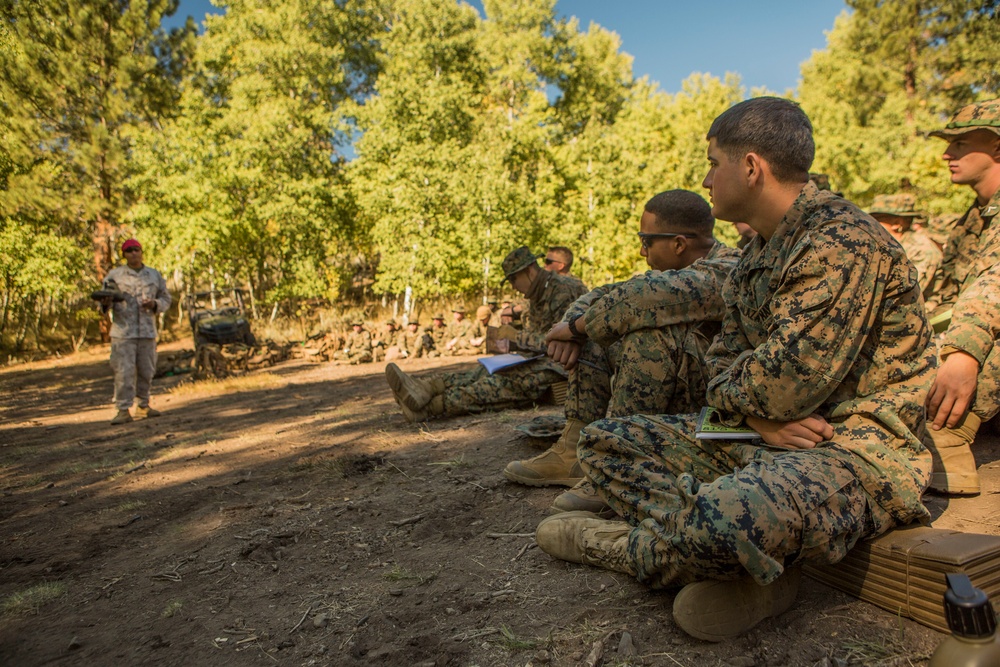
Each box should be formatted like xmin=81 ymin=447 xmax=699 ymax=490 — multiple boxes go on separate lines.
xmin=100 ymin=239 xmax=172 ymax=425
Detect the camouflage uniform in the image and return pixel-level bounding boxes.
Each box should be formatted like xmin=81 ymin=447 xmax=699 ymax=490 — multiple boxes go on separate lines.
xmin=439 ymin=270 xmax=587 ymax=416
xmin=400 ymin=327 xmax=425 ymax=359
xmin=869 ymin=193 xmax=942 ymax=300
xmin=444 ymin=314 xmax=474 ymax=355
xmin=334 ymin=327 xmax=373 ymax=364
xmin=926 ymin=187 xmax=1000 ymax=420
xmin=561 ymin=242 xmax=741 ymax=423
xmin=104 ymin=264 xmax=172 ymax=410
xmin=580 ymin=182 xmax=937 ymax=588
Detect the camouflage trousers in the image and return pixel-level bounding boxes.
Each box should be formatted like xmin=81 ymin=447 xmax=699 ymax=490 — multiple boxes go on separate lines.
xmin=580 ymin=413 xmax=899 ymax=589
xmin=110 ymin=337 xmax=157 ymax=410
xmin=333 ymin=349 xmax=372 ymax=364
xmin=972 ymin=342 xmax=1000 ymax=421
xmin=567 ymin=324 xmax=713 ymax=424
xmin=441 ymin=360 xmax=565 ymax=415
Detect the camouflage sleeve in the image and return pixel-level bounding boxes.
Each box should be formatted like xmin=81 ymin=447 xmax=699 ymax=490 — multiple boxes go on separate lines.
xmin=582 ymin=244 xmax=740 ymax=346
xmin=561 ymin=283 xmax=618 ymax=323
xmin=516 ymin=276 xmax=587 ymax=351
xmin=706 ymin=223 xmax=894 ymax=421
xmin=154 ymin=270 xmax=172 ymax=314
xmin=359 ymin=330 xmax=373 ymax=351
xmin=942 ymin=255 xmax=1000 ymax=366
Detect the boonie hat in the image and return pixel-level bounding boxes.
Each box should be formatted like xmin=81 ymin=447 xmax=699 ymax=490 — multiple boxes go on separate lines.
xmin=929 ymin=98 xmax=1000 ymax=139
xmin=502 ymin=246 xmax=538 ymax=279
xmin=869 ymin=194 xmax=924 ymax=218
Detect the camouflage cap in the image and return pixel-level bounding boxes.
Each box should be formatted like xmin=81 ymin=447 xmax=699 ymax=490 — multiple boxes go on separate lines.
xmin=350 ymin=320 xmax=363 ymax=327
xmin=929 ymin=98 xmax=1000 ymax=139
xmin=451 ymin=305 xmax=466 ymax=314
xmin=408 ymin=319 xmax=420 ymax=326
xmin=869 ymin=194 xmax=924 ymax=218
xmin=502 ymin=246 xmax=538 ymax=279
xmin=432 ymin=313 xmax=445 ymax=321
xmin=475 ymin=305 xmax=492 ymax=319
xmin=385 ymin=319 xmax=397 ymax=327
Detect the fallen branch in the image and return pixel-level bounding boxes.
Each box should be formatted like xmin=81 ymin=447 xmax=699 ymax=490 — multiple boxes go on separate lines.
xmin=289 ymin=605 xmax=313 ymax=634
xmin=124 ymin=460 xmax=148 ymax=474
xmin=388 ymin=514 xmax=424 ymax=527
xmin=486 ymin=532 xmax=533 ymax=539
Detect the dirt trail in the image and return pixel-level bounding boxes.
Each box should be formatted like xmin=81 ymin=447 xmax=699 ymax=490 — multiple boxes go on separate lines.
xmin=2 ymin=342 xmax=998 ymax=666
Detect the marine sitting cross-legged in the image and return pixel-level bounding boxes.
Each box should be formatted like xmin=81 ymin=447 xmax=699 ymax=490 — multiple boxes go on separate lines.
xmin=534 ymin=97 xmax=937 ymax=642
xmin=503 ymin=190 xmax=741 ymax=513
xmin=384 ymin=246 xmax=587 ymax=421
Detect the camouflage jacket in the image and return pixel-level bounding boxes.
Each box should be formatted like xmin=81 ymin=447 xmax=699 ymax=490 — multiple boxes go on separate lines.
xmin=343 ymin=329 xmax=372 ymax=354
xmin=705 ymin=182 xmax=937 ymax=524
xmin=928 ymin=188 xmax=1000 ymax=365
xmin=104 ymin=265 xmax=172 ymax=339
xmin=400 ymin=329 xmax=424 ymax=358
xmin=515 ymin=270 xmax=588 ymax=352
xmin=562 ymin=242 xmax=741 ymax=347
xmin=897 ymin=228 xmax=942 ymax=301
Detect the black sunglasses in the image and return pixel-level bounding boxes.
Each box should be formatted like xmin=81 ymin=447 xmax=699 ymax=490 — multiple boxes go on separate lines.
xmin=637 ymin=232 xmax=695 ymax=250
xmin=123 ymin=247 xmax=142 ymax=253
xmin=543 ymin=257 xmax=561 ymax=265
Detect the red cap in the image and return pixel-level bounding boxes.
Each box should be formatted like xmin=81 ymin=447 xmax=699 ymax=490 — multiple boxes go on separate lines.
xmin=122 ymin=239 xmax=142 ymax=252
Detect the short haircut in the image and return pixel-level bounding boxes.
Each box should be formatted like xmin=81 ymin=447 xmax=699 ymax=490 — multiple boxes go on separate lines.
xmin=644 ymin=190 xmax=715 ymax=237
xmin=707 ymin=97 xmax=814 ymax=183
xmin=547 ymin=246 xmax=573 ymax=270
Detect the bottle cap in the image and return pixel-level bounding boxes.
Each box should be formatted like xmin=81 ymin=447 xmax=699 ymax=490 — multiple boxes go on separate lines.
xmin=944 ymin=573 xmax=998 ymax=639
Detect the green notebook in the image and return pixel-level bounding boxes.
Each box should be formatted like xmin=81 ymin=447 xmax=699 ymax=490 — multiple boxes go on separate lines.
xmin=695 ymin=406 xmax=761 ymax=440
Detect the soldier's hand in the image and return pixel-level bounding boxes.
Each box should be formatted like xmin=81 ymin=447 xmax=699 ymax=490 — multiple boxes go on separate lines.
xmin=745 ymin=413 xmax=834 ymax=450
xmin=926 ymin=351 xmax=979 ymax=430
xmin=547 ymin=339 xmax=581 ymax=371
xmin=545 ymin=322 xmax=574 ymax=344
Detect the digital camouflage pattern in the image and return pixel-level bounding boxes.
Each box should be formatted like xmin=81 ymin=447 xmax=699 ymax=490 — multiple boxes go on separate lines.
xmin=562 ymin=242 xmax=741 ymax=423
xmin=399 ymin=328 xmax=426 ymax=359
xmin=897 ymin=228 xmax=942 ymax=300
xmin=928 ymin=97 xmax=1000 ymax=139
xmin=421 ymin=264 xmax=587 ymax=416
xmin=514 ymin=269 xmax=588 ymax=353
xmin=333 ymin=328 xmax=373 ymax=364
xmin=581 ymin=182 xmax=938 ymax=588
xmin=103 ymin=265 xmax=172 ymax=339
xmin=930 ymin=186 xmax=1000 ymax=420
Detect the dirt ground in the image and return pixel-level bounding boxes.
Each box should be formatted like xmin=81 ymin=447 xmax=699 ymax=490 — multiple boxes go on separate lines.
xmin=2 ymin=340 xmax=1000 ymax=667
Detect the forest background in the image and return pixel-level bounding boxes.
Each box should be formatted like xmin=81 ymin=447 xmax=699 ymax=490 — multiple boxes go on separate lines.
xmin=0 ymin=0 xmax=998 ymax=357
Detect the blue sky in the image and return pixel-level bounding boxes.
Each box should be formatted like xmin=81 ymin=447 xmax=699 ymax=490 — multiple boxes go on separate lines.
xmin=164 ymin=0 xmax=849 ymax=95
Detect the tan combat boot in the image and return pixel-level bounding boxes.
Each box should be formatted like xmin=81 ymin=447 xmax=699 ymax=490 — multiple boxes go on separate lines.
xmin=550 ymin=479 xmax=615 ymax=519
xmin=398 ymin=394 xmax=444 ymax=423
xmin=385 ymin=363 xmax=444 ymax=411
xmin=926 ymin=412 xmax=981 ymax=496
xmin=672 ymin=567 xmax=802 ymax=642
xmin=135 ymin=406 xmax=161 ymax=419
xmin=535 ymin=511 xmax=636 ymax=575
xmin=110 ymin=409 xmax=133 ymax=425
xmin=503 ymin=418 xmax=586 ymax=487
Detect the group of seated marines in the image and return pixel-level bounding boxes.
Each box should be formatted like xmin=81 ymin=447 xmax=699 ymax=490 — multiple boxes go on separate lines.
xmin=384 ymin=97 xmax=1000 ymax=642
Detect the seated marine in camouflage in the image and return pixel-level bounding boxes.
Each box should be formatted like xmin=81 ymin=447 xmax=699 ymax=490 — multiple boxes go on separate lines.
xmin=535 ymin=98 xmax=938 ymax=642
xmin=443 ymin=306 xmax=474 ymax=355
xmin=503 ymin=190 xmax=742 ymax=511
xmin=332 ymin=321 xmax=373 ymax=364
xmin=922 ymin=98 xmax=1000 ymax=496
xmin=384 ymin=246 xmax=587 ymax=421
xmin=423 ymin=314 xmax=448 ymax=357
xmin=376 ymin=320 xmax=406 ymax=362
xmin=397 ymin=320 xmax=425 ymax=360
xmin=868 ymin=194 xmax=942 ymax=301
